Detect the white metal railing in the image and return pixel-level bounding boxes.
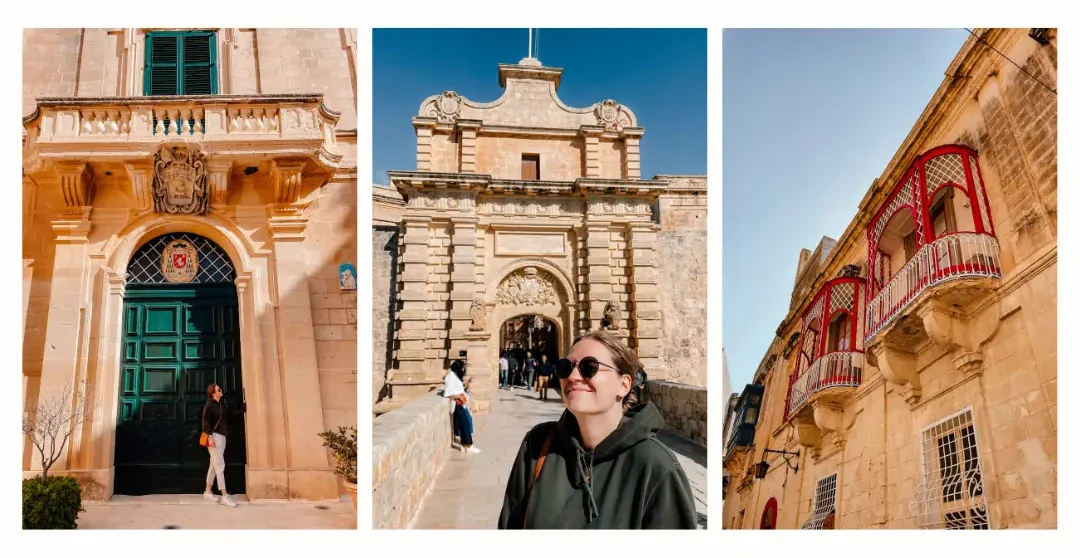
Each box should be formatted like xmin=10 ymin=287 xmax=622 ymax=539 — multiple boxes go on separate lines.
xmin=865 ymin=233 xmax=1002 ymax=342
xmin=786 ymin=351 xmax=863 ymax=417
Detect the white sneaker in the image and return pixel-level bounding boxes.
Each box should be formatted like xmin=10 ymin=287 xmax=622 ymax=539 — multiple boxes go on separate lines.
xmin=221 ymin=495 xmax=238 ymax=507
xmin=466 ymin=447 xmax=481 ymax=454
xmin=202 ymin=492 xmax=217 ymax=502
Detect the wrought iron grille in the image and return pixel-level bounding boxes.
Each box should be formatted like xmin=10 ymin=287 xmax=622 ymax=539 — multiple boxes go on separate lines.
xmin=126 ymin=232 xmax=236 ymax=284
xmin=924 ymin=153 xmax=967 ymax=198
xmin=802 ymin=473 xmax=838 ymax=529
xmin=910 ymin=409 xmax=990 ymax=529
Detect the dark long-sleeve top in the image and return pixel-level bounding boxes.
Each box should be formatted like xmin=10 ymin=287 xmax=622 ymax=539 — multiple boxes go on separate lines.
xmin=201 ymin=399 xmax=244 ymax=437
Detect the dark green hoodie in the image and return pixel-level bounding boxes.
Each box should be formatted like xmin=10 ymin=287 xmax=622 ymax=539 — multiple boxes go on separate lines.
xmin=497 ymin=402 xmax=697 ymax=529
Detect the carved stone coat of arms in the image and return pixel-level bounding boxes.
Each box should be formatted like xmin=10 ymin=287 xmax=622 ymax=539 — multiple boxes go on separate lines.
xmin=153 ymin=143 xmax=209 ymax=214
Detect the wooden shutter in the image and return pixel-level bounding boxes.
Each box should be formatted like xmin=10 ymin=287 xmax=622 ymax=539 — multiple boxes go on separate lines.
xmin=145 ymin=33 xmax=180 ymax=95
xmin=903 ymin=230 xmax=916 ymax=261
xmin=182 ymin=31 xmax=216 ymax=95
xmin=144 ymin=31 xmax=217 ymax=96
xmin=521 ymin=155 xmax=539 ymax=180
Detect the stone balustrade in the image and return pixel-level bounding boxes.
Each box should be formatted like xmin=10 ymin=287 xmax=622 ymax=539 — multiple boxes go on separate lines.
xmin=23 ymin=94 xmax=342 ymax=169
xmin=372 ymin=392 xmax=452 ymax=529
xmin=643 ymin=380 xmax=707 ymax=446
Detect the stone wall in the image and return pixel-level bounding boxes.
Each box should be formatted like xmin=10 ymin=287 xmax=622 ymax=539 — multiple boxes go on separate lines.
xmin=372 ymin=226 xmax=399 ymax=404
xmin=307 ymin=179 xmax=358 ymax=431
xmin=372 ymin=392 xmax=452 ymax=529
xmin=655 ymin=231 xmax=707 ymax=385
xmin=643 ymin=381 xmax=707 ymax=446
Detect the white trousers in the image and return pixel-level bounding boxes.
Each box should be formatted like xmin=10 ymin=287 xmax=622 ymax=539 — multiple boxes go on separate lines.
xmin=205 ymin=433 xmax=227 ymax=491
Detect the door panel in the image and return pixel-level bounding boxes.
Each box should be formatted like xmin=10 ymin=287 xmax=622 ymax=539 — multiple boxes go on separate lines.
xmin=114 ymin=285 xmax=245 ymax=495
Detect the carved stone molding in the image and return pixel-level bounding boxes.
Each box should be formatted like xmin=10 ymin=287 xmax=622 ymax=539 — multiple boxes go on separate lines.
xmin=469 ymin=300 xmax=486 ymax=332
xmin=867 ymin=343 xmax=922 ymax=406
xmin=51 ymin=207 xmax=92 ymax=244
xmin=595 ymin=99 xmax=633 ymax=131
xmin=208 ymin=160 xmax=233 ymax=206
xmin=152 ymin=143 xmax=208 ymax=215
xmin=55 ymin=161 xmax=95 ymax=208
xmin=586 ymin=198 xmax=652 ymax=217
xmin=495 ymin=266 xmax=559 ymax=307
xmin=124 ymin=162 xmax=153 ymax=212
xmin=270 ymin=159 xmax=306 ymax=205
xmin=478 ymin=198 xmax=578 ymax=217
xmin=407 ymin=190 xmax=477 ymax=212
xmin=421 ymin=91 xmax=462 ymax=124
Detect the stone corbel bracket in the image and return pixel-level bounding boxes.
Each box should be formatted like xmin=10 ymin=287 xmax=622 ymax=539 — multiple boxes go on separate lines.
xmin=792 ymin=401 xmax=848 ymax=458
xmin=867 ymin=343 xmax=922 ymax=407
xmin=917 ymin=299 xmax=1003 ymax=377
xmin=123 ymin=162 xmax=153 ymax=215
xmin=268 ymin=159 xmax=311 ymax=239
xmin=315 ymin=102 xmax=344 ymax=170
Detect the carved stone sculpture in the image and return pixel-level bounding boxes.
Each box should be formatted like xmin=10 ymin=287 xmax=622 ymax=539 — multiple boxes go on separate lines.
xmin=469 ymin=301 xmax=486 ymax=331
xmin=602 ymin=301 xmax=621 ymax=330
xmin=152 ymin=143 xmax=209 ymax=215
xmin=839 ymin=264 xmax=862 ymax=278
xmin=495 ymin=266 xmax=558 ymax=307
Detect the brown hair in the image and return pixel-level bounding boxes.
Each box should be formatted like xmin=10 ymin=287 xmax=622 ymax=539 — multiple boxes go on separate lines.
xmin=206 ymin=383 xmax=221 ymax=400
xmin=572 ymin=330 xmax=638 ymax=407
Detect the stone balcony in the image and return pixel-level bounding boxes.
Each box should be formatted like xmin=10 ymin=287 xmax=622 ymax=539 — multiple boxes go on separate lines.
xmin=23 ymin=94 xmax=343 ymax=173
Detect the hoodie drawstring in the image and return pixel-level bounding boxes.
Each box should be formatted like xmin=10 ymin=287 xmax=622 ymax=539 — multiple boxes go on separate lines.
xmin=578 ymin=451 xmax=599 ymax=523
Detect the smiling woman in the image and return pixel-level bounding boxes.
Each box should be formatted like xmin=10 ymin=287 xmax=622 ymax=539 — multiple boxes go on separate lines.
xmin=497 ymin=330 xmax=698 ymax=529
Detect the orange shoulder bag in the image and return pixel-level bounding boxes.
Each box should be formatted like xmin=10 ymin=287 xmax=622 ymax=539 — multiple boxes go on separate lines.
xmin=199 ymin=403 xmax=222 ymax=447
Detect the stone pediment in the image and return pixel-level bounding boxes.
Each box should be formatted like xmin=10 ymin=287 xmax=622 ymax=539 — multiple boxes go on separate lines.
xmin=416 ymin=58 xmax=638 ymax=132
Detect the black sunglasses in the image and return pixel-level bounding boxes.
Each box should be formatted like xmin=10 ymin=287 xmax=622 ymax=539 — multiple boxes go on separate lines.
xmin=556 ymin=357 xmax=619 ymax=380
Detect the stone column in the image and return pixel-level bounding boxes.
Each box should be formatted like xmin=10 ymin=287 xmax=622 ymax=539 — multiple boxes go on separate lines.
xmin=621 ymin=129 xmax=644 ymax=180
xmin=457 ymin=120 xmax=481 ymax=173
xmin=392 ymin=215 xmax=432 ymax=399
xmin=266 ymin=162 xmax=335 ymax=500
xmin=414 ymin=119 xmax=436 ymax=171
xmin=448 ymin=219 xmax=478 ymax=358
xmin=580 ymin=126 xmax=604 ymax=178
xmin=629 ymin=222 xmax=664 ymax=375
xmin=465 ymin=331 xmax=494 ymax=415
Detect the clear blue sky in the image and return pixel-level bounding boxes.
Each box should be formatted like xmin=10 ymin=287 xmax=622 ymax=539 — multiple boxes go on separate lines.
xmin=373 ymin=28 xmax=707 ymax=184
xmin=723 ymin=29 xmax=970 ymax=390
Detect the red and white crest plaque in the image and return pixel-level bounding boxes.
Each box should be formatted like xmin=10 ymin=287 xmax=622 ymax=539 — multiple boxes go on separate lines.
xmin=161 ymin=239 xmax=198 ymax=283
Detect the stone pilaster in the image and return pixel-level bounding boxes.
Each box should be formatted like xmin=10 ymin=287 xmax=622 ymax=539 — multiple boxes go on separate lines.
xmin=585 ymin=224 xmax=613 ymax=331
xmin=123 ymin=162 xmax=153 ymax=213
xmin=414 ymin=119 xmax=436 ymax=171
xmin=456 ymin=120 xmax=481 ymax=173
xmin=448 ymin=220 xmax=478 ymax=359
xmin=265 ymin=164 xmax=336 ymax=499
xmin=465 ymin=331 xmax=494 ymax=415
xmin=393 ymin=216 xmax=432 ymax=394
xmin=629 ymin=223 xmax=663 ymax=373
xmin=208 ymin=160 xmax=233 ymax=208
xmin=621 ymin=129 xmax=644 ymax=180
xmin=580 ymin=126 xmax=604 ymax=178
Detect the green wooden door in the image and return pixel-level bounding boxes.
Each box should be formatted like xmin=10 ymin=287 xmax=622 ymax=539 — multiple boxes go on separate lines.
xmin=114 ymin=284 xmax=245 ymax=495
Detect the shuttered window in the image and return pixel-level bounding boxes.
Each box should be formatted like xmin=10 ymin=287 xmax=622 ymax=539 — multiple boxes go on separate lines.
xmin=521 ymin=154 xmax=540 ymax=180
xmin=144 ymin=31 xmax=218 ymax=96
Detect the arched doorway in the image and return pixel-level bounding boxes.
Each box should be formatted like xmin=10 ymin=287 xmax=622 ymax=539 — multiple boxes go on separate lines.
xmin=760 ymin=497 xmax=778 ymax=529
xmin=500 ymin=314 xmax=558 ymax=387
xmin=113 ymin=233 xmax=246 ymax=495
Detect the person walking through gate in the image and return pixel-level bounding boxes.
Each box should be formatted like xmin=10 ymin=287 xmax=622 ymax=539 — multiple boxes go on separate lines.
xmin=201 ymin=383 xmax=246 ymax=507
xmin=499 ymin=351 xmax=510 ymax=389
xmin=444 ymin=360 xmax=480 ymax=454
xmin=535 ymin=354 xmax=554 ymax=401
xmin=524 ymin=351 xmax=538 ymax=389
xmin=498 ymin=330 xmax=697 ymax=529
xmin=507 ymin=351 xmax=520 ymax=390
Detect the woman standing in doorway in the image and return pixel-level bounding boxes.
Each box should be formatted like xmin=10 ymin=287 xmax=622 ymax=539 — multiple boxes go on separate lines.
xmin=498 ymin=330 xmax=697 ymax=529
xmin=202 ymin=383 xmax=246 ymax=507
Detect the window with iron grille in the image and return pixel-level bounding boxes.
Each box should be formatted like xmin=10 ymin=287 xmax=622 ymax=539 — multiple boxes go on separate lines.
xmin=802 ymin=472 xmax=837 ymax=529
xmin=126 ymin=233 xmax=236 ymax=285
xmin=910 ymin=408 xmax=990 ymax=529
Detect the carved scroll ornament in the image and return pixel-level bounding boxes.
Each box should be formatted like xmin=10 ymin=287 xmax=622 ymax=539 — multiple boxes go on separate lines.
xmin=152 ymin=143 xmax=209 ymax=215
xmin=495 ymin=267 xmax=559 ymax=307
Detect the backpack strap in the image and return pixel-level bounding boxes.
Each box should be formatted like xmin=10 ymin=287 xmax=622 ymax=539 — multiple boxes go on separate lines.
xmin=522 ymin=425 xmax=556 ymax=528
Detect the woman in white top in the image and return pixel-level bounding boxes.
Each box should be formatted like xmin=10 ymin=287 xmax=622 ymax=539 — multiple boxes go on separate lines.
xmin=444 ymin=360 xmax=480 ymax=454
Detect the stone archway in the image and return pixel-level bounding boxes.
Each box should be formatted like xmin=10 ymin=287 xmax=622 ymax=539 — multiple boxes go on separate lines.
xmin=486 ymin=263 xmax=575 ymax=365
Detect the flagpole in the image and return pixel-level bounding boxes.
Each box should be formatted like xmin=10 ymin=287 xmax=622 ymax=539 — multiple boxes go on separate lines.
xmin=528 ymin=28 xmax=533 ymax=59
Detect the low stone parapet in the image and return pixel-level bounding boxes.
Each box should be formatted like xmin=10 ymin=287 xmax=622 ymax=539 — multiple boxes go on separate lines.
xmin=372 ymin=391 xmax=452 ymax=529
xmin=643 ymin=380 xmax=707 ymax=446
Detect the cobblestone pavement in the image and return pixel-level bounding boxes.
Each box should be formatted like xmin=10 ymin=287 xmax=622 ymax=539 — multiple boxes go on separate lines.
xmin=78 ymin=494 xmax=356 ymax=529
xmin=411 ymin=387 xmax=708 ymax=529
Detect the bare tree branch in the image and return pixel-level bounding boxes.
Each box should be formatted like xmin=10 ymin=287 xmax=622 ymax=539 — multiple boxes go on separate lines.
xmin=22 ymin=380 xmax=99 ymax=478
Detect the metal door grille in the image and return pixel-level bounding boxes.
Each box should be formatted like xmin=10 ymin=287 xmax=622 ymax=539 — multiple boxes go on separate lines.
xmin=126 ymin=232 xmax=236 ymax=285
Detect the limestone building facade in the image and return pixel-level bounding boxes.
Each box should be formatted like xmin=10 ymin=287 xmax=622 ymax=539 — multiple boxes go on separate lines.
xmin=372 ymin=57 xmax=708 ymax=414
xmin=722 ymin=28 xmax=1057 ymax=529
xmin=22 ymin=28 xmax=358 ymax=501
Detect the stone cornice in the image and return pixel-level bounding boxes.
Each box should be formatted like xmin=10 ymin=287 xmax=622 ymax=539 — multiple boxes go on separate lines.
xmin=24 ymin=93 xmax=332 ymax=123
xmin=498 ymin=62 xmax=563 ymax=89
xmin=387 ymin=171 xmax=674 ymax=197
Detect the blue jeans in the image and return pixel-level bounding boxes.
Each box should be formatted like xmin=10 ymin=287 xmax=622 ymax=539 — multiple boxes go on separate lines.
xmin=499 ymin=368 xmax=508 ymax=387
xmin=453 ymin=404 xmax=474 ymax=446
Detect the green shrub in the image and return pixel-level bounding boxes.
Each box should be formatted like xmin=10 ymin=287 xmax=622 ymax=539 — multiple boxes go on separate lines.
xmin=318 ymin=425 xmax=357 ymax=484
xmin=22 ymin=475 xmax=84 ymax=529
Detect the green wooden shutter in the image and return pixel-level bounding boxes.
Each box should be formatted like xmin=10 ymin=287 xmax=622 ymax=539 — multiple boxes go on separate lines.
xmin=144 ymin=31 xmax=217 ymax=96
xmin=181 ymin=31 xmax=217 ymax=95
xmin=144 ymin=32 xmax=180 ymax=95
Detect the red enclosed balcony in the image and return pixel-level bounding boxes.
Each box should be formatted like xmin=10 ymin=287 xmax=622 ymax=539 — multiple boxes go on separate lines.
xmin=865 ymin=145 xmax=1002 ymax=346
xmin=785 ymin=277 xmax=865 ymax=419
